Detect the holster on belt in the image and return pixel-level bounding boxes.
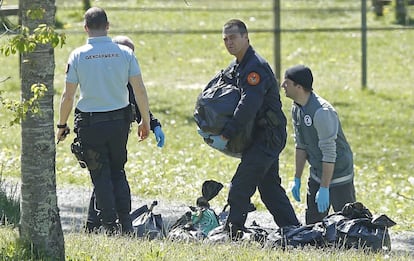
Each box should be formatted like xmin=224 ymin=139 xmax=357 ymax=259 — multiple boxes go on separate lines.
xmin=71 ymin=137 xmax=87 ymax=168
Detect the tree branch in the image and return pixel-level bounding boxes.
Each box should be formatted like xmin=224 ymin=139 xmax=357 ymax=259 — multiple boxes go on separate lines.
xmin=397 ymin=192 xmax=414 ymax=201
xmin=0 ymin=76 xmax=10 ymax=83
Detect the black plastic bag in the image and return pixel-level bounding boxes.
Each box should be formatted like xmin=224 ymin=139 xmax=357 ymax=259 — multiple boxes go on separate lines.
xmin=266 ymin=202 xmax=396 ymax=251
xmin=194 ymin=66 xmax=254 ymax=158
xmin=132 ymin=201 xmax=165 ymax=239
xmin=335 ymin=216 xmax=393 ymax=251
xmin=265 ymin=224 xmax=326 ymax=249
xmin=324 ymin=202 xmax=395 ymax=251
xmin=201 ymin=180 xmax=224 ymax=201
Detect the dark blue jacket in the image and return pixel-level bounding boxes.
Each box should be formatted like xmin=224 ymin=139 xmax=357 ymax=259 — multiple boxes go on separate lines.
xmin=221 ymin=46 xmax=286 ymax=141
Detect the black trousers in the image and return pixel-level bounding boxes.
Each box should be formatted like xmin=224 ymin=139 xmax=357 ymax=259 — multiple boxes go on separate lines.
xmin=226 ymin=127 xmax=300 ymax=229
xmin=75 ymin=108 xmax=132 ymax=230
xmin=305 ymin=177 xmax=356 ymax=224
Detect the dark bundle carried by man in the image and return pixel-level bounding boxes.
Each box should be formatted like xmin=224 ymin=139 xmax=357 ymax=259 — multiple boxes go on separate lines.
xmin=194 ymin=66 xmax=254 ymax=158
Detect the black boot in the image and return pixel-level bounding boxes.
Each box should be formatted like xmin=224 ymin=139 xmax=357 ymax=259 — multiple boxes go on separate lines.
xmin=103 ymin=221 xmax=120 ymax=236
xmin=118 ymin=214 xmax=134 ymax=236
xmin=84 ymin=221 xmax=101 ymax=233
xmin=224 ymin=221 xmax=248 ymax=240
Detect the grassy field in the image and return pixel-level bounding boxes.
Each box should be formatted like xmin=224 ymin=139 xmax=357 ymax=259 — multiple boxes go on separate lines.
xmin=1 ymin=226 xmax=413 ymax=261
xmin=1 ymin=0 xmax=413 ymax=259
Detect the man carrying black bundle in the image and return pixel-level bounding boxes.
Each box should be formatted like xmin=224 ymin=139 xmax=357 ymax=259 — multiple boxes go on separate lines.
xmin=199 ymin=19 xmax=300 ymax=237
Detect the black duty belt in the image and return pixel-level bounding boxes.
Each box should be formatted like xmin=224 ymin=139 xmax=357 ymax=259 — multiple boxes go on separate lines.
xmin=75 ymin=106 xmax=131 ymax=126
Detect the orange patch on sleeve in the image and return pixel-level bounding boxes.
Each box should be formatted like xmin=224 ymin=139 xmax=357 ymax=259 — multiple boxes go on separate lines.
xmin=247 ymin=72 xmax=260 ymax=85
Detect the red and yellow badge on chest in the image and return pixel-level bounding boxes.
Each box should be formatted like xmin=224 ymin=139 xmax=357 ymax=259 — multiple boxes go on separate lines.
xmin=247 ymin=72 xmax=260 ymax=86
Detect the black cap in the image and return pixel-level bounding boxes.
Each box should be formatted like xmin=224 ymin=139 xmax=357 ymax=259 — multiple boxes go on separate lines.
xmin=285 ymin=65 xmax=313 ymax=91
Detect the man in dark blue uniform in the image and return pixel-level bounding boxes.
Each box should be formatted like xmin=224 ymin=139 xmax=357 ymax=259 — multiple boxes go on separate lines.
xmin=203 ymin=19 xmax=300 ymax=235
xmin=56 ymin=7 xmax=151 ymax=235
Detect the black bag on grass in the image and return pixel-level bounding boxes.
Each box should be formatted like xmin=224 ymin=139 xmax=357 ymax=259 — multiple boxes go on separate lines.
xmin=132 ymin=200 xmax=165 ymax=239
xmin=265 ymin=202 xmax=396 ymax=251
xmin=331 ymin=202 xmax=396 ymax=251
xmin=265 ymin=224 xmax=326 ymax=248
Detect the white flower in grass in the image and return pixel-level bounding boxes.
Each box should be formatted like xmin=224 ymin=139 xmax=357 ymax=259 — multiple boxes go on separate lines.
xmin=384 ymin=185 xmax=392 ymax=195
xmin=142 ymin=177 xmax=150 ymax=184
xmin=408 ymin=176 xmax=414 ymax=186
xmin=380 ymin=206 xmax=389 ymax=213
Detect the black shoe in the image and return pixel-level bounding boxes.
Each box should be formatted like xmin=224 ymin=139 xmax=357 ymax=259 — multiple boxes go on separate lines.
xmin=103 ymin=222 xmax=120 ymax=236
xmin=120 ymin=224 xmax=135 ymax=236
xmin=225 ymin=222 xmax=248 ymax=240
xmin=84 ymin=221 xmax=101 ymax=234
xmin=118 ymin=214 xmax=134 ymax=236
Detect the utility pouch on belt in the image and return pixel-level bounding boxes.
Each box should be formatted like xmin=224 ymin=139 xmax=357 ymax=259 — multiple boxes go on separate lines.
xmin=71 ymin=138 xmax=87 ymax=168
xmin=265 ymin=110 xmax=280 ymax=127
xmin=257 ymin=109 xmax=280 ymax=128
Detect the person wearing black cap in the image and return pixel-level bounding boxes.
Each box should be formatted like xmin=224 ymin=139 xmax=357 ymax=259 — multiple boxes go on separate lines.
xmin=199 ymin=19 xmax=300 ymax=237
xmin=281 ymin=65 xmax=356 ymax=224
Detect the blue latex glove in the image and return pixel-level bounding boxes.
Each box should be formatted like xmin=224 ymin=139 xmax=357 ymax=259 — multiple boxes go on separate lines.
xmin=315 ymin=187 xmax=330 ymax=213
xmin=209 ymin=135 xmax=228 ymax=150
xmin=153 ymin=126 xmax=165 ymax=148
xmin=291 ymin=177 xmax=301 ymax=202
xmin=197 ymin=128 xmax=211 ymax=139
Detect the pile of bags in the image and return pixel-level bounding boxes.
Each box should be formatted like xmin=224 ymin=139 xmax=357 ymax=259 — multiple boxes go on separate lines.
xmin=264 ymin=201 xmax=396 ymax=251
xmin=129 ymin=180 xmax=396 ymax=252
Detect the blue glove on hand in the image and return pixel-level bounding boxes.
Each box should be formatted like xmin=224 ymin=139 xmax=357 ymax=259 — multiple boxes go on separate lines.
xmin=209 ymin=135 xmax=228 ymax=150
xmin=315 ymin=187 xmax=330 ymax=213
xmin=197 ymin=128 xmax=211 ymax=139
xmin=291 ymin=177 xmax=301 ymax=202
xmin=153 ymin=126 xmax=165 ymax=148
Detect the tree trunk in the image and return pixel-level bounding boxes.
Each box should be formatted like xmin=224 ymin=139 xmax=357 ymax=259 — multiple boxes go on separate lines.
xmin=19 ymin=0 xmax=65 ymax=259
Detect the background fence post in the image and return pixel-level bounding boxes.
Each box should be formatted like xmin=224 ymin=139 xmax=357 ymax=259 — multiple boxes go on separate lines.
xmin=273 ymin=0 xmax=281 ymax=82
xmin=362 ymin=0 xmax=367 ymax=89
xmin=396 ymin=0 xmax=408 ymax=25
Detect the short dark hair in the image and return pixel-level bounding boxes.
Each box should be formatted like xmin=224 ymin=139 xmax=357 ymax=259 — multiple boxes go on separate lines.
xmin=223 ymin=19 xmax=248 ymax=35
xmin=84 ymin=7 xmax=108 ymax=30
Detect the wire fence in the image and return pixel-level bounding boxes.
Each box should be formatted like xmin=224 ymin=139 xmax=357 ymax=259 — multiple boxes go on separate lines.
xmin=2 ymin=0 xmax=414 ymax=89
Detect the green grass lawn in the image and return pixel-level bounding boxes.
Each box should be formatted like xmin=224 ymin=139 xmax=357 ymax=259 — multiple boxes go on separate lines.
xmin=1 ymin=225 xmax=412 ymax=261
xmin=1 ymin=0 xmax=413 ymax=259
